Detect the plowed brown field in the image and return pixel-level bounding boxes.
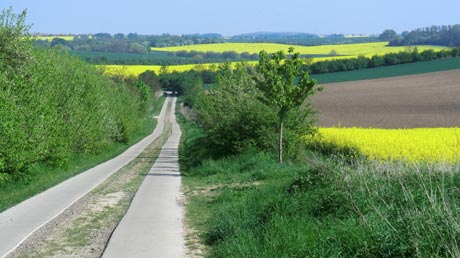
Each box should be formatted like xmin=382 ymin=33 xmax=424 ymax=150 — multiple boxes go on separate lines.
xmin=311 ymin=70 xmax=460 ymax=128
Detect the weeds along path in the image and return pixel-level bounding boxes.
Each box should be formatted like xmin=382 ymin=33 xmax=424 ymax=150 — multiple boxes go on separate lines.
xmin=0 ymin=97 xmax=172 ymax=258
xmin=102 ymin=96 xmax=186 ymax=258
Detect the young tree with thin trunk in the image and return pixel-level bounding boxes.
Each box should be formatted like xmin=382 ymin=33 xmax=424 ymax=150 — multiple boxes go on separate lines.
xmin=255 ymin=48 xmax=320 ymax=163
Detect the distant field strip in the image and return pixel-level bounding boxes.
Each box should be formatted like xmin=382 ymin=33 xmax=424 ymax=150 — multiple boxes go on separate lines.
xmin=103 ymin=55 xmax=459 ymax=77
xmin=309 ymin=128 xmax=460 ymax=163
xmin=33 ymin=36 xmax=74 ymax=41
xmin=312 ymin=57 xmax=460 ymax=83
xmin=151 ymin=42 xmax=448 ymax=56
xmin=102 ymin=62 xmax=260 ymax=76
xmin=105 ymin=42 xmax=449 ymax=76
xmin=102 ymin=63 xmax=219 ymax=75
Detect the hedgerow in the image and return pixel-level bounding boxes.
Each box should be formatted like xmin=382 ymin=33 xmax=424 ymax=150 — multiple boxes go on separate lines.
xmin=0 ymin=8 xmax=151 ymax=180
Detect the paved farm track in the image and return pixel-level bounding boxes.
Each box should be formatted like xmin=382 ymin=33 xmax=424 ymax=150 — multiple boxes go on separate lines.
xmin=103 ymin=97 xmax=185 ymax=258
xmin=0 ymin=97 xmax=172 ymax=258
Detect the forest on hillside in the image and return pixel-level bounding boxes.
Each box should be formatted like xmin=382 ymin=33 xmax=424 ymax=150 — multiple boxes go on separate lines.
xmin=389 ymin=25 xmax=460 ymax=46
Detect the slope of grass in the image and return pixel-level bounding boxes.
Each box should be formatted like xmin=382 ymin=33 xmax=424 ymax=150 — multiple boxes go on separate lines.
xmin=182 ymin=150 xmax=460 ymax=257
xmin=180 ymin=109 xmax=460 ymax=257
xmin=312 ymin=57 xmax=460 ymax=83
xmin=0 ymin=97 xmax=165 ymax=212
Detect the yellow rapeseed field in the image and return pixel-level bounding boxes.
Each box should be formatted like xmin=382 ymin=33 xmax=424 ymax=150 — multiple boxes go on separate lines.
xmin=103 ymin=65 xmax=174 ymax=76
xmin=108 ymin=42 xmax=448 ymax=76
xmin=151 ymin=42 xmax=448 ymax=57
xmin=309 ymin=128 xmax=460 ymax=163
xmin=102 ymin=62 xmax=257 ymax=76
xmin=102 ymin=64 xmax=205 ymax=76
xmin=102 ymin=64 xmax=217 ymax=76
xmin=33 ymin=35 xmax=74 ymax=41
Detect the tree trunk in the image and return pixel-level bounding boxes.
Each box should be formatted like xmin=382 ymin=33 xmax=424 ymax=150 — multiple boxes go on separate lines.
xmin=279 ymin=117 xmax=284 ymax=163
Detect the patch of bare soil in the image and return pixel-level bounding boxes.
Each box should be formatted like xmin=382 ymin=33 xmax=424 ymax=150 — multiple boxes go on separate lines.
xmin=311 ymin=70 xmax=460 ymax=128
xmin=188 ymin=181 xmax=263 ymax=198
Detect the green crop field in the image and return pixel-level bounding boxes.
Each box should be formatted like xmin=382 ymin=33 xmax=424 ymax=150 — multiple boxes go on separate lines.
xmin=311 ymin=57 xmax=460 ymax=84
xmin=151 ymin=42 xmax=448 ymax=57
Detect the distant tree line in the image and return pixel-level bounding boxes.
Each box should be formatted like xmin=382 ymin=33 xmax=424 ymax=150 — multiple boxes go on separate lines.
xmin=141 ymin=47 xmax=460 ymax=88
xmin=386 ymin=25 xmax=460 ymax=47
xmin=33 ymin=32 xmax=379 ymax=55
xmin=33 ymin=33 xmax=227 ymax=54
xmin=170 ymin=50 xmax=259 ymax=60
xmin=74 ymin=50 xmax=333 ymax=66
xmin=149 ymin=33 xmax=224 ymax=47
xmin=308 ymin=47 xmax=460 ymax=74
xmin=33 ymin=24 xmax=460 ymax=58
xmin=34 ymin=34 xmax=150 ymax=54
xmin=229 ymin=32 xmax=378 ymax=45
xmin=72 ymin=50 xmax=259 ymax=66
xmin=80 ymin=56 xmax=234 ymax=66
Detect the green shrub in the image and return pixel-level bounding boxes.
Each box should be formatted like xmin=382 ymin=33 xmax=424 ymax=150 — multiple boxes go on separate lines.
xmin=0 ymin=8 xmax=150 ymax=178
xmin=191 ymin=63 xmax=315 ymax=160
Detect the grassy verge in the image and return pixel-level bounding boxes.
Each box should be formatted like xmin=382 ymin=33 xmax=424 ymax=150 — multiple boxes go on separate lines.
xmin=0 ymin=96 xmax=165 ymax=212
xmin=180 ymin=116 xmax=460 ymax=257
xmin=312 ymin=57 xmax=460 ymax=84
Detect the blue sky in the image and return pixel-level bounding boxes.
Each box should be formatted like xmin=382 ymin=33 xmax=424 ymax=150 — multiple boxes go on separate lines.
xmin=1 ymin=0 xmax=459 ymax=35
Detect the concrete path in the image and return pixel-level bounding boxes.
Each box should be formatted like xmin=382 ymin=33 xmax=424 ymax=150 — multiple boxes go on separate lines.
xmin=0 ymin=97 xmax=171 ymax=258
xmin=103 ymin=97 xmax=185 ymax=258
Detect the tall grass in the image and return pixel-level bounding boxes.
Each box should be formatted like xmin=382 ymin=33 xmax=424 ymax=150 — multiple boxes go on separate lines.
xmin=337 ymin=160 xmax=460 ymax=257
xmin=184 ymin=151 xmax=460 ymax=257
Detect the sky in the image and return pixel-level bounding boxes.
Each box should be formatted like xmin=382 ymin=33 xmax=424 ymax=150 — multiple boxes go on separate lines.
xmin=1 ymin=0 xmax=459 ymax=36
